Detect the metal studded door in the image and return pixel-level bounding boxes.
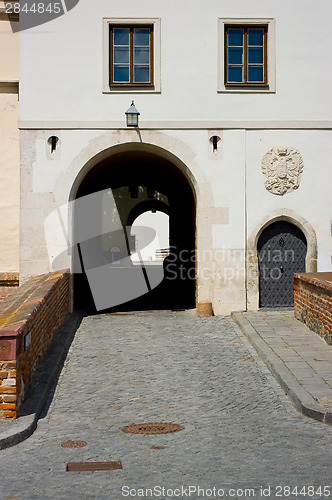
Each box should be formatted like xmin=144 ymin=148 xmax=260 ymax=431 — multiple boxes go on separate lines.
xmin=257 ymin=221 xmax=307 ymax=307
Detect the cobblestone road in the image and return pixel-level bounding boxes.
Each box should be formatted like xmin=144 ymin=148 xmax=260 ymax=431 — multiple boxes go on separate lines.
xmin=0 ymin=311 xmax=332 ymax=500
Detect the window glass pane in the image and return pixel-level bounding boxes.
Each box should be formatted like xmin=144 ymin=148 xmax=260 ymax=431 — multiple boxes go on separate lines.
xmin=114 ymin=47 xmax=130 ymax=64
xmin=228 ymin=47 xmax=243 ymax=65
xmin=134 ymin=65 xmax=150 ymax=82
xmin=248 ymin=47 xmax=263 ymax=64
xmin=134 ymin=28 xmax=150 ymax=46
xmin=228 ymin=28 xmax=244 ymax=46
xmin=228 ymin=66 xmax=243 ymax=83
xmin=248 ymin=65 xmax=264 ymax=82
xmin=248 ymin=28 xmax=264 ymax=46
xmin=113 ymin=65 xmax=130 ymax=82
xmin=113 ymin=28 xmax=130 ymax=46
xmin=134 ymin=47 xmax=150 ymax=64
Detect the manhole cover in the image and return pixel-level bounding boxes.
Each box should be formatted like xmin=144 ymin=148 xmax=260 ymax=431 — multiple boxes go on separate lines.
xmin=61 ymin=440 xmax=87 ymax=448
xmin=121 ymin=423 xmax=184 ymax=435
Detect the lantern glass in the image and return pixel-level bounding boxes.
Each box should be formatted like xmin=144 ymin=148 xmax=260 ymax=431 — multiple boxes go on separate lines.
xmin=125 ymin=101 xmax=140 ymax=127
xmin=126 ymin=113 xmax=138 ymax=127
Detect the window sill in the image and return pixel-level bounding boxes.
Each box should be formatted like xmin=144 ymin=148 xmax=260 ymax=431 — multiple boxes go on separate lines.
xmin=218 ymin=84 xmax=275 ymax=94
xmin=103 ymin=85 xmax=160 ymax=94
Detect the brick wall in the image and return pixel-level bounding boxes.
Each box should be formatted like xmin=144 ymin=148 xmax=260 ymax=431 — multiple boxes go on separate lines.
xmin=0 ymin=270 xmax=70 ymax=418
xmin=294 ymin=273 xmax=332 ymax=346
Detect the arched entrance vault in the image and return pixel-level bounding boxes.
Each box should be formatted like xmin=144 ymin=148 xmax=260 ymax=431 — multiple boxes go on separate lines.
xmin=70 ymin=142 xmax=197 ymax=312
xmin=69 ymin=141 xmax=198 ymax=205
xmin=246 ymin=209 xmax=317 ymax=311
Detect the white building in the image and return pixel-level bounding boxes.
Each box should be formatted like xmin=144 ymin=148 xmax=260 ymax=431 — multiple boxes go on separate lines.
xmin=19 ymin=0 xmax=332 ymax=314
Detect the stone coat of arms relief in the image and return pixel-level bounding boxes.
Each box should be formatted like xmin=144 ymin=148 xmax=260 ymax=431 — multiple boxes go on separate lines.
xmin=261 ymin=146 xmax=304 ymax=196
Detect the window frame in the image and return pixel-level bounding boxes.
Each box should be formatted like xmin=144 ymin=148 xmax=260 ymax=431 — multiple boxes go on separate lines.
xmin=218 ymin=18 xmax=275 ymax=93
xmin=225 ymin=24 xmax=268 ymax=87
xmin=103 ymin=18 xmax=161 ymax=94
xmin=110 ymin=24 xmax=154 ymax=87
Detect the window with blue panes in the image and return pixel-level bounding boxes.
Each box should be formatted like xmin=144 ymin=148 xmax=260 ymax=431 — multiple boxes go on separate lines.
xmin=110 ymin=25 xmax=153 ymax=85
xmin=225 ymin=25 xmax=267 ymax=85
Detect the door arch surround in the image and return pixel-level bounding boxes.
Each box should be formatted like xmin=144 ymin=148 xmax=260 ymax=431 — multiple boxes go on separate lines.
xmin=70 ymin=142 xmax=197 ymax=312
xmin=246 ymin=209 xmax=317 ymax=310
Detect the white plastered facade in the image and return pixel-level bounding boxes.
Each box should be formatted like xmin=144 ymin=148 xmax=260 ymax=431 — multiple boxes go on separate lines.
xmin=19 ymin=0 xmax=332 ymax=315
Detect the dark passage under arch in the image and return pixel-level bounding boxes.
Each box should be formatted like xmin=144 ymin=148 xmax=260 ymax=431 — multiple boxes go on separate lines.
xmin=73 ymin=148 xmax=196 ymax=312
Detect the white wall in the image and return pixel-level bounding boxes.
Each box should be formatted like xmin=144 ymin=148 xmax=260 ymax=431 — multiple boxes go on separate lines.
xmin=19 ymin=0 xmax=332 ymax=123
xmin=246 ymin=130 xmax=332 ymax=270
xmin=19 ymin=0 xmax=332 ymax=313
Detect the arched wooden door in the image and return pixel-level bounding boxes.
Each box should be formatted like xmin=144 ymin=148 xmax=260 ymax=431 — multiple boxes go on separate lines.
xmin=258 ymin=221 xmax=307 ymax=307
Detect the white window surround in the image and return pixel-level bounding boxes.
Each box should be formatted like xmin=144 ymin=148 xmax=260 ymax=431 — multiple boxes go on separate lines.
xmin=218 ymin=18 xmax=276 ymax=93
xmin=103 ymin=17 xmax=161 ymax=94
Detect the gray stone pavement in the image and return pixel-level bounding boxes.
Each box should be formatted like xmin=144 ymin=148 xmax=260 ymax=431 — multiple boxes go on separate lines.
xmin=0 ymin=310 xmax=332 ymax=500
xmin=232 ymin=310 xmax=332 ymax=424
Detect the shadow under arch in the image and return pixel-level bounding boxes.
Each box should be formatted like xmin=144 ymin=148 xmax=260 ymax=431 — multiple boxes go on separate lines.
xmin=247 ymin=209 xmax=317 ymax=310
xmin=69 ymin=141 xmax=197 ymax=204
xmin=71 ymin=142 xmax=197 ymax=312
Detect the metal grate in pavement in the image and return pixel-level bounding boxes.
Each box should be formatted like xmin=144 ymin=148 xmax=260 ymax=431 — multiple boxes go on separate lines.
xmin=66 ymin=461 xmax=122 ymax=472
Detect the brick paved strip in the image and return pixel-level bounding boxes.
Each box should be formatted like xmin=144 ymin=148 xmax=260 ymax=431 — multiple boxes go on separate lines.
xmin=232 ymin=312 xmax=332 ymax=425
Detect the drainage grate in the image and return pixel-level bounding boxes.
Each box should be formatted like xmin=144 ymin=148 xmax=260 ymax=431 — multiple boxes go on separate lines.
xmin=66 ymin=461 xmax=122 ymax=472
xmin=61 ymin=440 xmax=87 ymax=448
xmin=121 ymin=423 xmax=184 ymax=435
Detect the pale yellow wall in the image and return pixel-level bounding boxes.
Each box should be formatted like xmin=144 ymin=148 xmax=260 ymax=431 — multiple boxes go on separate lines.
xmin=0 ymin=15 xmax=19 ymax=80
xmin=0 ymin=15 xmax=19 ymax=275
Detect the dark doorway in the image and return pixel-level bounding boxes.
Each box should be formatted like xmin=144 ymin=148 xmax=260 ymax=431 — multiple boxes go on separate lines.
xmin=257 ymin=221 xmax=307 ymax=308
xmin=73 ymin=148 xmax=196 ymax=312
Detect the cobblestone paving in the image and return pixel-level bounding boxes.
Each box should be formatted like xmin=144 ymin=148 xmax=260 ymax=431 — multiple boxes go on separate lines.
xmin=0 ymin=311 xmax=332 ymax=500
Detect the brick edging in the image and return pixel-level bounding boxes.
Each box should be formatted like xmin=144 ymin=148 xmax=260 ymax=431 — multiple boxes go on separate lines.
xmin=294 ymin=273 xmax=332 ymax=346
xmin=294 ymin=273 xmax=332 ymax=294
xmin=0 ymin=313 xmax=81 ymax=449
xmin=0 ymin=270 xmax=71 ymax=418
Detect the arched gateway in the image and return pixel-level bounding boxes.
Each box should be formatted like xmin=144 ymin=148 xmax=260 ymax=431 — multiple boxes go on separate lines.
xmin=71 ymin=144 xmax=197 ymax=312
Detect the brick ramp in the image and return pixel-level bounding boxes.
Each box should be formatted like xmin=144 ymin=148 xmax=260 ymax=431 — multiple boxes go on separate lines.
xmin=0 ymin=270 xmax=71 ymax=418
xmin=0 ymin=313 xmax=81 ymax=449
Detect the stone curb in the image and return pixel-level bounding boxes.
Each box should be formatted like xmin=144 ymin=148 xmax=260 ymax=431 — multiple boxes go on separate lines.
xmin=0 ymin=313 xmax=81 ymax=450
xmin=232 ymin=312 xmax=332 ymax=425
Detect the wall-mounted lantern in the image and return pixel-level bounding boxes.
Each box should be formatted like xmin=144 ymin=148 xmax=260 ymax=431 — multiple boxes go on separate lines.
xmin=125 ymin=101 xmax=140 ymax=127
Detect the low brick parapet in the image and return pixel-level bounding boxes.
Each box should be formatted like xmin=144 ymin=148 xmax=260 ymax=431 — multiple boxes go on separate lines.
xmin=0 ymin=270 xmax=70 ymax=418
xmin=294 ymin=272 xmax=332 ymax=345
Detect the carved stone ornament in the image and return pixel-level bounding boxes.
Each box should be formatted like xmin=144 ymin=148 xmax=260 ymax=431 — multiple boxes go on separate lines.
xmin=261 ymin=146 xmax=304 ymax=196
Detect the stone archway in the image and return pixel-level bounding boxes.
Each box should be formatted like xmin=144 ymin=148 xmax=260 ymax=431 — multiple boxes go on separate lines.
xmin=71 ymin=144 xmax=197 ymax=312
xmin=247 ymin=209 xmax=317 ymax=310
